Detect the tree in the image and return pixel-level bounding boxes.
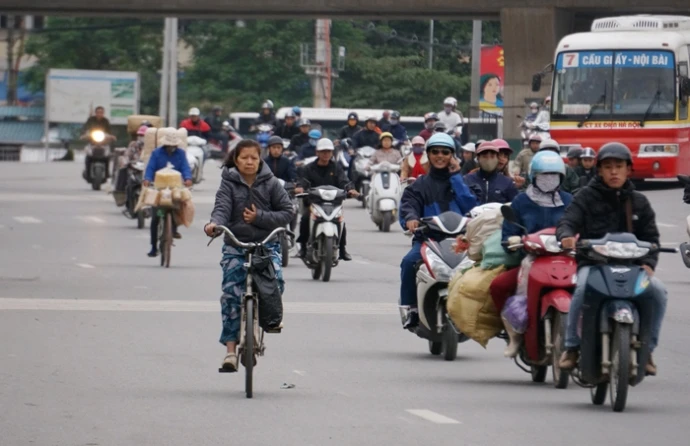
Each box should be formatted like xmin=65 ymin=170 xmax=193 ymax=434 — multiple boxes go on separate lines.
xmin=5 ymin=16 xmax=28 ymax=105
xmin=24 ymin=18 xmax=164 ymax=114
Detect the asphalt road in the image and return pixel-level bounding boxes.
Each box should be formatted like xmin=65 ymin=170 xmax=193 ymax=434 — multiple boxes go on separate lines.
xmin=1 ymin=162 xmax=689 ymax=446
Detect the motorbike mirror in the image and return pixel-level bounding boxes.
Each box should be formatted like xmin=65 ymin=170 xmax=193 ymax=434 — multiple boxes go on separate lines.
xmin=501 ymin=205 xmax=528 ymax=233
xmin=531 ymin=74 xmax=542 ymax=92
xmin=677 ymin=174 xmax=690 ymax=185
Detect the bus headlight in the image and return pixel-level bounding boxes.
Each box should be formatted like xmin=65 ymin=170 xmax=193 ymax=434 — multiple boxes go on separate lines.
xmin=639 ymin=144 xmax=678 ymax=156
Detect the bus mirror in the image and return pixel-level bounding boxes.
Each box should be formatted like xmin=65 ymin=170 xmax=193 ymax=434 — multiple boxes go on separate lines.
xmin=531 ymin=74 xmax=542 ymax=92
xmin=681 ymin=76 xmax=690 ymax=99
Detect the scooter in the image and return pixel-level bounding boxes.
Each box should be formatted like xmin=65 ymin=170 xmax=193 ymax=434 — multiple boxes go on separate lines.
xmin=500 ymin=206 xmax=576 ymax=388
xmin=353 ymin=146 xmax=375 ymax=209
xmin=82 ymin=130 xmax=114 ymax=191
xmin=566 ymin=233 xmax=676 ymax=412
xmin=401 ymin=211 xmax=473 ymax=361
xmin=518 ymin=116 xmax=550 ymax=147
xmin=124 ymin=161 xmax=149 ymax=229
xmin=297 ymin=185 xmax=349 ymax=283
xmin=276 ymin=178 xmax=298 ymax=267
xmin=186 ymin=136 xmax=206 ymax=184
xmin=366 ymin=162 xmax=402 ymax=232
xmin=255 ymin=123 xmax=274 ymax=158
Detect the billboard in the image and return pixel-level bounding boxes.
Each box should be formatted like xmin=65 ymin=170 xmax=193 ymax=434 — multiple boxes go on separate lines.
xmin=46 ymin=69 xmax=140 ymax=125
xmin=479 ymin=45 xmax=504 ymax=117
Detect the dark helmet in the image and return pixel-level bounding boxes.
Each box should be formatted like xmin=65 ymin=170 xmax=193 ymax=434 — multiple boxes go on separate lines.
xmin=597 ymin=142 xmax=633 ymax=166
xmin=433 ymin=121 xmax=448 ymax=133
xmin=390 ymin=110 xmax=401 ymax=120
xmin=212 ymin=105 xmax=223 ymax=112
xmin=267 ymin=136 xmax=284 ymax=147
xmin=567 ymin=147 xmax=583 ymax=159
xmin=340 ymin=138 xmax=353 ymax=151
xmin=424 ymin=112 xmax=439 ymax=123
xmin=347 ymin=112 xmax=359 ymax=121
xmin=298 ymin=118 xmax=311 ymax=127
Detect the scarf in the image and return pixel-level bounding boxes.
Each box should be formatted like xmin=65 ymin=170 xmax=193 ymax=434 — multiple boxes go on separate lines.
xmin=525 ymin=174 xmax=563 ymax=207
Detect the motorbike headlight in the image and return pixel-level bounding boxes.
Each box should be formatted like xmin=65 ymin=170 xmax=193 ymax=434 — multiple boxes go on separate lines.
xmin=539 ymin=235 xmax=562 ymax=253
xmin=424 ymin=247 xmax=454 ymax=282
xmin=592 ymin=242 xmax=649 ymax=259
xmin=91 ymin=130 xmax=105 ymax=143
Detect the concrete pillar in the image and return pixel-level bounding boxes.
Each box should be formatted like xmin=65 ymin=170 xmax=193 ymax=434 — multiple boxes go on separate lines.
xmin=501 ymin=7 xmax=574 ymax=141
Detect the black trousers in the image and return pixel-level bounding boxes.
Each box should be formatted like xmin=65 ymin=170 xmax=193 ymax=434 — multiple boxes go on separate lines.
xmin=150 ymin=211 xmax=179 ymax=249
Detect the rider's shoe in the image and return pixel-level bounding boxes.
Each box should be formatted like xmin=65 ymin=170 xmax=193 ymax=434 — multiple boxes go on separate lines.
xmin=403 ymin=310 xmax=419 ymax=329
xmin=339 ymin=248 xmax=352 ymax=261
xmin=147 ymin=248 xmax=158 ymax=257
xmin=299 ymin=244 xmax=307 ymax=259
xmin=558 ymin=349 xmax=579 ymax=370
xmin=266 ymin=322 xmax=284 ymax=334
xmin=173 ymin=232 xmax=182 ymax=239
xmin=221 ymin=353 xmax=238 ymax=372
xmin=502 ymin=316 xmax=524 ymax=358
xmin=645 ymin=354 xmax=657 ymax=376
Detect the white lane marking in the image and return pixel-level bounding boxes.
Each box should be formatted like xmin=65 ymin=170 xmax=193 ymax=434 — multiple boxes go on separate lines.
xmin=405 ymin=409 xmax=461 ymax=425
xmin=0 ymin=298 xmax=396 ymax=315
xmin=657 ymin=223 xmax=677 ymax=228
xmin=13 ymin=216 xmax=42 ymax=224
xmin=76 ymin=216 xmax=106 ymax=224
xmin=75 ymin=263 xmax=95 ymax=269
xmin=293 ymin=370 xmax=306 ymax=376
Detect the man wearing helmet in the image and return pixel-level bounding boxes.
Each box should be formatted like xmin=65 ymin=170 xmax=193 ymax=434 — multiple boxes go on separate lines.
xmin=526 ymin=101 xmax=540 ymax=122
xmin=205 ymin=105 xmax=229 ymax=152
xmin=557 ymin=142 xmax=665 ymax=376
xmin=459 ymin=142 xmax=477 ymax=175
xmin=378 ymin=111 xmax=392 ymax=132
xmin=388 ymin=111 xmax=408 ymax=142
xmin=339 ymin=112 xmax=362 ymax=140
xmin=288 ymin=119 xmax=312 ymax=153
xmin=180 ymin=107 xmax=211 ymax=139
xmin=534 ymin=139 xmax=580 ymax=194
xmin=352 ymin=116 xmax=380 ymax=149
xmin=276 ymin=110 xmax=299 ymax=140
xmin=294 ymin=138 xmax=360 ymax=261
xmin=418 ymin=112 xmax=438 ymax=141
xmin=438 ymin=97 xmax=463 ymax=130
xmin=464 ymin=141 xmax=519 ymax=204
xmin=297 ymin=129 xmax=323 ymax=161
xmin=251 ymin=100 xmax=278 ymax=129
xmin=264 ymin=136 xmax=296 ymax=183
xmin=566 ymin=147 xmax=583 ymax=170
xmin=575 ymin=147 xmax=597 ymax=187
xmin=491 ymin=151 xmax=574 ymax=357
xmin=398 ymin=133 xmax=478 ymax=329
xmin=514 ymin=134 xmax=542 ymax=178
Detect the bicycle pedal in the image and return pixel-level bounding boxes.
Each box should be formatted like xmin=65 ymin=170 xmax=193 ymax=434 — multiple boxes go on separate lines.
xmin=265 ymin=327 xmax=282 ymax=334
xmin=218 ymin=367 xmax=237 ymax=374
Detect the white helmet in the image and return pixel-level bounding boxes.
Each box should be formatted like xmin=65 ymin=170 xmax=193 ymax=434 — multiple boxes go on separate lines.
xmin=444 ymin=97 xmax=457 ymax=106
xmin=222 ymin=121 xmax=230 ymax=128
xmin=539 ymin=138 xmax=560 ymax=153
xmin=188 ymin=107 xmax=200 ymax=116
xmin=316 ymin=138 xmax=335 ymax=152
xmin=262 ymin=100 xmax=274 ymax=109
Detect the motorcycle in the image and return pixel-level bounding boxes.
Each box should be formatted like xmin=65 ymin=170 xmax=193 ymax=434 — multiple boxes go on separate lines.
xmin=186 ymin=136 xmax=207 ymax=184
xmin=366 ymin=162 xmax=402 ymax=232
xmin=297 ymin=185 xmax=349 ymax=282
xmin=401 ymin=211 xmax=473 ymax=361
xmin=353 ymin=146 xmax=376 ymax=209
xmin=565 ymin=233 xmax=676 ymax=412
xmin=83 ymin=130 xmax=114 ymax=191
xmin=255 ymin=123 xmax=275 ymax=158
xmin=124 ymin=161 xmax=149 ymax=229
xmin=518 ymin=114 xmax=550 ymax=147
xmin=276 ymin=178 xmax=298 ymax=267
xmin=500 ymin=206 xmax=576 ymax=388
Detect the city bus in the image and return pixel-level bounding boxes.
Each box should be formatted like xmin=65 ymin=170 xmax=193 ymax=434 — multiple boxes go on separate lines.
xmin=534 ymin=15 xmax=690 ymax=179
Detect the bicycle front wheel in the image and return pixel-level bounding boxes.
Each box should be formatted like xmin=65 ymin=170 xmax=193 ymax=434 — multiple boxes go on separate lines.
xmin=244 ymin=298 xmax=254 ymax=399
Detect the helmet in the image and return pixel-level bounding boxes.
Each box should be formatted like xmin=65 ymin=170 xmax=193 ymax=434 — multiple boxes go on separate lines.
xmin=475 ymin=141 xmax=500 ymax=156
xmin=581 ymin=147 xmax=596 ymax=159
xmin=411 ymin=136 xmax=425 ymax=146
xmin=267 ymin=136 xmax=284 ymax=147
xmin=261 ymin=101 xmax=273 ymax=110
xmin=528 ymin=134 xmax=542 ymax=143
xmin=597 ymin=142 xmax=633 ymax=166
xmin=212 ymin=105 xmax=223 ymax=112
xmin=292 ymin=106 xmax=302 ymax=115
xmin=308 ymin=129 xmax=322 ymax=139
xmin=188 ymin=107 xmax=200 ymax=116
xmin=492 ymin=138 xmax=513 ymax=153
xmin=529 ymin=102 xmax=539 ymax=108
xmin=529 ymin=151 xmax=566 ymax=183
xmin=298 ymin=118 xmax=311 ymax=127
xmin=443 ymin=96 xmax=457 ymax=106
xmin=539 ymin=138 xmax=560 ymax=154
xmin=424 ymin=112 xmax=439 ymax=122
xmin=285 ymin=110 xmax=295 ymax=118
xmin=379 ymin=132 xmax=394 ymax=141
xmin=544 ymin=96 xmax=551 ymax=104
xmin=365 ymin=115 xmax=378 ymax=123
xmin=426 ymin=133 xmax=456 ymax=151
xmin=316 ymin=138 xmax=335 ymax=152
xmin=433 ymin=121 xmax=448 ymax=132
xmin=390 ymin=110 xmax=401 ymax=120
xmin=222 ymin=120 xmax=230 ymax=127
xmin=462 ymin=142 xmax=476 ymax=153
xmin=137 ymin=125 xmax=148 ymax=136
xmin=265 ymin=99 xmax=274 ymax=108
xmin=567 ymin=147 xmax=583 ymax=159
xmin=347 ymin=112 xmax=359 ymax=121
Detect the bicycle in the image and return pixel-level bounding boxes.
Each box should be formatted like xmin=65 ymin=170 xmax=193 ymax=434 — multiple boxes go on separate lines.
xmin=208 ymin=225 xmax=294 ymax=398
xmin=157 ymin=206 xmax=176 ymax=268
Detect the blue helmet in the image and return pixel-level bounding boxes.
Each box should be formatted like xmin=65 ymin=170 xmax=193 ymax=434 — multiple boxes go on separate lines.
xmin=425 ymin=133 xmax=456 ymax=152
xmin=292 ymin=106 xmax=302 ymax=116
xmin=529 ymin=150 xmax=565 ymax=183
xmin=308 ymin=129 xmax=322 ymax=139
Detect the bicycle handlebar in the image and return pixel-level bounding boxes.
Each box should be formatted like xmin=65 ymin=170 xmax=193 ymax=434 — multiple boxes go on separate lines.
xmin=209 ymin=225 xmax=294 ymax=249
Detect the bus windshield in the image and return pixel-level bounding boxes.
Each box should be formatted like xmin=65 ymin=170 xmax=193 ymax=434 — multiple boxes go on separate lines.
xmin=552 ymin=50 xmax=676 ymax=121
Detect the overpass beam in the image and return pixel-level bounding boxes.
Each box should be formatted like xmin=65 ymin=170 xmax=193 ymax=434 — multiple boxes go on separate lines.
xmin=501 ymin=7 xmax=573 ymax=141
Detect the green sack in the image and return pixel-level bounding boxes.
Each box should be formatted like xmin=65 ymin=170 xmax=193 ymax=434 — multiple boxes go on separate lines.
xmin=480 ymin=230 xmax=522 ymax=270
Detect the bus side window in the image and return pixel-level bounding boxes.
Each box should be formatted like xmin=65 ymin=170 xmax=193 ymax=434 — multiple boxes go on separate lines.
xmin=679 ymin=61 xmax=688 ymax=120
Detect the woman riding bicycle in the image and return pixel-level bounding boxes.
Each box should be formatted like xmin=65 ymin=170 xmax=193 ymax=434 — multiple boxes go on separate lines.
xmin=204 ymin=139 xmax=294 ymax=372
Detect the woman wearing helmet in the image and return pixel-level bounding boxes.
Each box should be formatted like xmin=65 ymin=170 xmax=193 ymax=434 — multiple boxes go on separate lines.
xmin=370 ymin=132 xmax=403 ymax=165
xmin=400 ymin=136 xmax=429 ymax=181
xmin=536 ymin=139 xmax=580 ymax=194
xmin=419 ymin=112 xmax=439 ymax=141
xmin=557 ymin=142 xmax=665 ymax=376
xmin=464 ymin=141 xmax=519 ymax=204
xmin=352 ymin=115 xmax=380 ymax=149
xmin=490 ymin=151 xmax=574 ymax=357
xmin=398 ymin=133 xmax=478 ymax=329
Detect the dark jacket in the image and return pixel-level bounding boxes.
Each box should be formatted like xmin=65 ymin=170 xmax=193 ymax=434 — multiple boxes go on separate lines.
xmin=556 ymin=176 xmax=660 ymax=269
xmin=83 ymin=116 xmax=111 ymax=134
xmin=264 ymin=155 xmax=296 ymax=183
xmin=464 ymin=169 xmax=519 ymax=205
xmin=339 ymin=124 xmax=362 ymax=141
xmin=501 ymin=191 xmax=573 ymax=246
xmin=297 ymin=142 xmax=317 ymax=160
xmin=252 ymin=112 xmax=278 ymax=128
xmin=210 ymin=163 xmax=294 ymax=243
xmin=378 ymin=119 xmax=391 ymax=132
xmin=460 ymin=158 xmax=477 ymax=176
xmin=389 ymin=123 xmax=408 ymax=141
xmin=399 ymin=167 xmax=478 ymax=241
xmin=575 ymin=165 xmax=598 ymax=188
xmin=276 ymin=123 xmax=299 ymax=140
xmin=288 ymin=132 xmax=309 ymax=152
xmin=352 ymin=128 xmax=380 ymax=149
xmin=297 ymin=159 xmax=352 ymax=191
xmin=205 ymin=115 xmax=224 ymax=133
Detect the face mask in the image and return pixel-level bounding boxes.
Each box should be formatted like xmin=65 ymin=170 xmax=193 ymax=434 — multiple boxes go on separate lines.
xmin=535 ymin=173 xmax=561 ymax=192
xmin=425 ymin=122 xmax=434 ymax=130
xmin=530 ymin=108 xmax=538 ymax=114
xmin=412 ymin=145 xmax=425 ymax=155
xmin=444 ymin=106 xmax=452 ymax=113
xmin=390 ymin=119 xmax=399 ymax=126
xmin=479 ymin=157 xmax=498 ymax=172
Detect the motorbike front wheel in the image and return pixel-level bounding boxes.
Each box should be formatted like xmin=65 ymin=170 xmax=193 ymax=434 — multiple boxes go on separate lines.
xmin=442 ymin=320 xmax=458 ymax=361
xmin=321 ymin=237 xmax=333 ymax=282
xmin=551 ymin=311 xmax=569 ymax=389
xmin=610 ymin=322 xmax=631 ymax=412
xmin=91 ymin=166 xmax=104 ymax=191
xmin=381 ymin=211 xmax=392 ymax=233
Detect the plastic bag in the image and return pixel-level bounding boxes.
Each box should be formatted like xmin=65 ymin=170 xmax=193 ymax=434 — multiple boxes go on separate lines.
xmin=501 ymin=294 xmax=528 ymax=333
xmin=515 ymin=254 xmax=535 ymax=296
xmin=464 ymin=205 xmax=503 ymax=261
xmin=158 ymin=187 xmax=174 ymax=208
xmin=250 ymin=245 xmax=283 ymax=329
xmin=175 ymin=199 xmax=195 ymax=228
xmin=480 ymin=231 xmax=523 ymax=270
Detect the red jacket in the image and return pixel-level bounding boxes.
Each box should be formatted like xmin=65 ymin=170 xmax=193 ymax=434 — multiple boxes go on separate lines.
xmin=418 ymin=129 xmax=433 ymax=141
xmin=180 ymin=118 xmax=211 ymax=138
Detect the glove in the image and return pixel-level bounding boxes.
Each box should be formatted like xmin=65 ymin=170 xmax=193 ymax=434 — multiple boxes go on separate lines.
xmin=507 ymin=236 xmax=522 ymax=251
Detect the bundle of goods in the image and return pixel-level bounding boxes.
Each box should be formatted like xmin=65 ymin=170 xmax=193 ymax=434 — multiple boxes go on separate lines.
xmin=140 ymin=127 xmax=160 ymax=165
xmin=127 ymin=115 xmax=162 ymax=134
xmin=176 ymin=128 xmax=188 ymax=150
xmin=134 ymin=166 xmax=195 ymax=227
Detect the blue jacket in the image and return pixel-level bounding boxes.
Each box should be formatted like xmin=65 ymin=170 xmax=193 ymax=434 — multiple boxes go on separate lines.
xmin=298 ymin=142 xmax=317 ymax=160
xmin=264 ymin=155 xmax=296 ymax=182
xmin=144 ymin=147 xmax=192 ymax=182
xmin=464 ymin=169 xmax=519 ymax=205
xmin=501 ymin=191 xmax=573 ymax=246
xmin=399 ymin=168 xmax=478 ymax=240
xmin=389 ymin=123 xmax=408 ymax=141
